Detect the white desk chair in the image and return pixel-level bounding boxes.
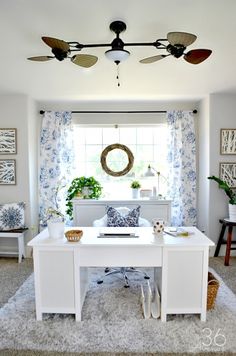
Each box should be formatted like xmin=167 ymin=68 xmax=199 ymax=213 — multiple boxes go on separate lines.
xmin=93 ymin=207 xmax=151 ymax=287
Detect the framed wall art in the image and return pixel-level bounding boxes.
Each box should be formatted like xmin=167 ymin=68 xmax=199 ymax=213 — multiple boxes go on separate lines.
xmin=219 ymin=162 xmax=236 ymax=188
xmin=220 ymin=129 xmax=236 ymax=155
xmin=0 ymin=159 xmax=16 ymax=185
xmin=0 ymin=128 xmax=17 ymax=154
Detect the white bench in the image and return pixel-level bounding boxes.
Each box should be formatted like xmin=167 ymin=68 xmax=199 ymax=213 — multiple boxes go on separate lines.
xmin=0 ymin=229 xmax=27 ymax=263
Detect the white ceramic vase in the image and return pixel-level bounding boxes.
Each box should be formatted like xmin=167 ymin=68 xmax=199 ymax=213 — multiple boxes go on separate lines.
xmin=47 ymin=219 xmax=65 ymax=239
xmin=229 ymin=203 xmax=236 ymax=222
xmin=132 ymin=188 xmax=139 ymax=199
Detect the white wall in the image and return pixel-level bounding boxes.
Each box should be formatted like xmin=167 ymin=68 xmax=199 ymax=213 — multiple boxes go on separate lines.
xmin=0 ymin=94 xmax=38 ymax=256
xmin=27 ymin=98 xmax=40 ymax=249
xmin=197 ymin=97 xmax=210 ymax=236
xmin=198 ymin=93 xmax=236 ymax=256
xmin=208 ymin=94 xmax=236 ymax=248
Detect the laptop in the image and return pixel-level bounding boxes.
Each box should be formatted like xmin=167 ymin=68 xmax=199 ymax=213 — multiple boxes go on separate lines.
xmin=98 ymin=227 xmax=138 ymax=237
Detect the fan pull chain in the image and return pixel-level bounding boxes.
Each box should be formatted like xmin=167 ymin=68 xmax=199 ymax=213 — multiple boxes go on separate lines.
xmin=115 ymin=61 xmax=120 ymax=87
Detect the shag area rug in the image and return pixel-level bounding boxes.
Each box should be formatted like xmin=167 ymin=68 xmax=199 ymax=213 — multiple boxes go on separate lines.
xmin=0 ymin=268 xmax=236 ymax=354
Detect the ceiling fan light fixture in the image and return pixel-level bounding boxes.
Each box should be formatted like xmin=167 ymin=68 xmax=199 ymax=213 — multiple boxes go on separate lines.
xmin=105 ymin=48 xmax=130 ymax=63
xmin=167 ymin=32 xmax=197 ymax=47
xmin=29 ymin=23 xmax=212 ymax=70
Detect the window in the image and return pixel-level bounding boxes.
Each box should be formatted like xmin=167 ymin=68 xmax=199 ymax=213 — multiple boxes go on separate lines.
xmin=73 ymin=125 xmax=168 ymax=199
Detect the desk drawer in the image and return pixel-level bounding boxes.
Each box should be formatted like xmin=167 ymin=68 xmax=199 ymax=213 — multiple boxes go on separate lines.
xmin=78 ymin=246 xmax=162 ymax=267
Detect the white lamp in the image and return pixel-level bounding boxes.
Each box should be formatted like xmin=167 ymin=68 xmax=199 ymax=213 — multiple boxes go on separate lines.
xmin=144 ymin=165 xmax=161 ymax=198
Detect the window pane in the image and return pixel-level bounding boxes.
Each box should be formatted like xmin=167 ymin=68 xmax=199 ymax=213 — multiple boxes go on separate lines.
xmin=137 ymin=127 xmax=154 ymax=144
xmin=75 ymin=127 xmax=86 ymax=144
xmin=86 ymin=162 xmax=103 ymax=177
xmin=86 ymin=145 xmax=103 ymax=161
xmin=103 ymin=127 xmax=119 ymax=144
xmin=73 ymin=124 xmax=168 ymax=199
xmin=153 ymin=126 xmax=167 ymax=144
xmin=120 ymin=127 xmax=136 ymax=144
xmin=76 ymin=144 xmax=86 ymax=161
xmin=85 ymin=128 xmax=102 ymax=144
xmin=136 ymin=145 xmax=153 ymax=161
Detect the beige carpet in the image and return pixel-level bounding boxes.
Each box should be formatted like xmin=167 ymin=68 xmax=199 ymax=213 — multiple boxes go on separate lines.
xmin=0 ymin=352 xmax=235 ymax=356
xmin=0 ymin=257 xmax=33 ymax=307
xmin=0 ymin=256 xmax=236 ymax=356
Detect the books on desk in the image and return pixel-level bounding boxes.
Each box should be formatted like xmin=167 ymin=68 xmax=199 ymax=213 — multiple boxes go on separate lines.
xmin=98 ymin=227 xmax=138 ymax=238
xmin=164 ymin=228 xmax=190 ymax=237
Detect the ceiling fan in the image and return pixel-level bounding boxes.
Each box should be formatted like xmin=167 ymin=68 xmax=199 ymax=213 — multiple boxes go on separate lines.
xmin=28 ymin=20 xmax=212 ymax=68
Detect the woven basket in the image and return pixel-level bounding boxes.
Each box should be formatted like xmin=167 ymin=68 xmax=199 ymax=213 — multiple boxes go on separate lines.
xmin=207 ymin=271 xmax=219 ymax=310
xmin=65 ymin=229 xmax=83 ymax=242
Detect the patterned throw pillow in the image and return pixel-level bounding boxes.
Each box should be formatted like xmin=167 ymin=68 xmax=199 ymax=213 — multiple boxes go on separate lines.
xmin=106 ymin=205 xmax=140 ymax=227
xmin=0 ymin=202 xmax=26 ymax=231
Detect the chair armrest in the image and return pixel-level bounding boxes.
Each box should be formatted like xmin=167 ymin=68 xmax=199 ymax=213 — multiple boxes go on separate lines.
xmin=139 ymin=217 xmax=151 ymax=227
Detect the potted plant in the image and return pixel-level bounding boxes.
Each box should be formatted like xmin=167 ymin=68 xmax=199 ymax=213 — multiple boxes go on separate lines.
xmin=208 ymin=175 xmax=236 ymax=221
xmin=131 ymin=180 xmax=141 ymax=199
xmin=66 ymin=176 xmax=102 ymax=220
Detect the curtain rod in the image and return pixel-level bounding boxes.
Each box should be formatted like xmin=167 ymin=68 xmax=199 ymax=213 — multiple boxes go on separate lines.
xmin=39 ymin=109 xmax=198 ymax=115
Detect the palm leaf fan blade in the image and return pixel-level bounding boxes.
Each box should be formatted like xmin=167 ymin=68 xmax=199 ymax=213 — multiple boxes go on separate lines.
xmin=167 ymin=32 xmax=197 ymax=47
xmin=71 ymin=54 xmax=98 ymax=68
xmin=139 ymin=55 xmax=167 ymax=64
xmin=184 ymin=49 xmax=212 ymax=64
xmin=42 ymin=37 xmax=70 ymax=51
xmin=27 ymin=56 xmax=54 ymax=61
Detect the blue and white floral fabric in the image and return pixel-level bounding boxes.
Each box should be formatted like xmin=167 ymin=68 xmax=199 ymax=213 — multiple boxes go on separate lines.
xmin=166 ymin=110 xmax=197 ymax=226
xmin=0 ymin=202 xmax=26 ymax=230
xmin=39 ymin=111 xmax=75 ymax=226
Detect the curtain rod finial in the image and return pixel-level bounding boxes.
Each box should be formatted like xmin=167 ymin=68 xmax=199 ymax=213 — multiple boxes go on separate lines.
xmin=193 ymin=109 xmax=197 ymax=114
xmin=39 ymin=110 xmax=45 ymax=115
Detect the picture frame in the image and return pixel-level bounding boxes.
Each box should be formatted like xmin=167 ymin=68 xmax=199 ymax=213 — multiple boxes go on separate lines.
xmin=220 ymin=129 xmax=236 ymax=155
xmin=0 ymin=128 xmax=17 ymax=154
xmin=219 ymin=162 xmax=236 ymax=188
xmin=0 ymin=159 xmax=16 ymax=185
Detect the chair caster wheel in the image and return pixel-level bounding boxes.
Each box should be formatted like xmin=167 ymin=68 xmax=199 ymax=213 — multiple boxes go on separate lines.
xmin=124 ymin=285 xmax=130 ymax=288
xmin=97 ymin=280 xmax=103 ymax=284
xmin=104 ymin=268 xmax=110 ymax=273
xmin=144 ymin=276 xmax=150 ymax=279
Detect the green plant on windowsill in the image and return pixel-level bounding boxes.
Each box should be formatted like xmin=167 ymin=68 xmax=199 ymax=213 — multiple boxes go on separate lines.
xmin=208 ymin=175 xmax=236 ymax=204
xmin=130 ymin=180 xmax=141 ymax=189
xmin=66 ymin=176 xmax=103 ymax=220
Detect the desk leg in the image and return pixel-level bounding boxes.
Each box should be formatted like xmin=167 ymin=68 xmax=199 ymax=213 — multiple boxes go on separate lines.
xmin=36 ymin=310 xmax=43 ymax=321
xmin=161 ymin=313 xmax=167 ymax=322
xmin=225 ymin=226 xmax=233 ymax=266
xmin=200 ymin=312 xmax=206 ymax=322
xmin=214 ymin=224 xmax=226 ymax=257
xmin=74 ymin=267 xmax=89 ymax=322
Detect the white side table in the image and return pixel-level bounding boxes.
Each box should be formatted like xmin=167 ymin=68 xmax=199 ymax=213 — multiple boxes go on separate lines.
xmin=0 ymin=229 xmax=27 ymax=263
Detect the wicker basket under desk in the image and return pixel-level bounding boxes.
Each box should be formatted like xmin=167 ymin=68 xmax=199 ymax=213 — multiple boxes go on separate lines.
xmin=207 ymin=271 xmax=220 ymax=310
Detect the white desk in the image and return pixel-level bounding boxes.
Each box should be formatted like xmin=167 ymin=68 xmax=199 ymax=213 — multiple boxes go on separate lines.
xmin=28 ymin=227 xmax=214 ymax=322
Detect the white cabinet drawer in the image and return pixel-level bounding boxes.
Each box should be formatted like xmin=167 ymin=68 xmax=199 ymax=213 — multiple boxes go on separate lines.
xmin=78 ymin=246 xmax=162 ymax=267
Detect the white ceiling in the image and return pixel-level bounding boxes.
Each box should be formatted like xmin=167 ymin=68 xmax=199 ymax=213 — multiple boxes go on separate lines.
xmin=0 ymin=0 xmax=236 ymax=101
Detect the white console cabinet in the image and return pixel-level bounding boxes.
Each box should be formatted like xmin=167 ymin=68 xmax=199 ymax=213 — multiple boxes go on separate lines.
xmin=72 ymin=199 xmax=171 ymax=226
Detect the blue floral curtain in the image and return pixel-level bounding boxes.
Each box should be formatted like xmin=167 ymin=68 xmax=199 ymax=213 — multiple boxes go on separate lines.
xmin=166 ymin=110 xmax=197 ymax=226
xmin=39 ymin=111 xmax=75 ymax=226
